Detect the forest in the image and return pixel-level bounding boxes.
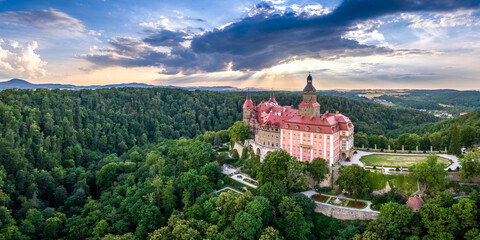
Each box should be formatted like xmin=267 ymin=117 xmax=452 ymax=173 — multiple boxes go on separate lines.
xmin=0 ymin=87 xmax=479 ymax=239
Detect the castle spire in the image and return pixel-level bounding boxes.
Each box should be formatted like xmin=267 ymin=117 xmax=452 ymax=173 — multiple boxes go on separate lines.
xmin=246 ymin=88 xmax=251 ymax=100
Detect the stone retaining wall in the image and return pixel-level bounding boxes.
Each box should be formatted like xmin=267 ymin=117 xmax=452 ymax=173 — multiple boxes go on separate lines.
xmin=233 ymin=141 xmax=245 ymax=159
xmin=315 ymin=204 xmax=379 ymax=220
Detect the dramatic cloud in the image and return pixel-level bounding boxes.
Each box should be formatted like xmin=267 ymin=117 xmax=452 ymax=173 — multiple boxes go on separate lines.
xmin=0 ymin=9 xmax=85 ymax=32
xmin=82 ymin=0 xmax=480 ymax=74
xmin=0 ymin=39 xmax=47 ymax=78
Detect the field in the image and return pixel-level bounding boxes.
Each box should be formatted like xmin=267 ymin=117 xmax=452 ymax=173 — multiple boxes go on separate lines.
xmin=360 ymin=154 xmax=452 ymax=168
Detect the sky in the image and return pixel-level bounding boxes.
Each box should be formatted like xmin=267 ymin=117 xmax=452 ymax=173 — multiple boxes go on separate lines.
xmin=0 ymin=0 xmax=480 ymax=90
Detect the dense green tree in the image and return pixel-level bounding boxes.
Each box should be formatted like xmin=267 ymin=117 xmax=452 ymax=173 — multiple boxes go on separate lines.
xmin=257 ymin=151 xmax=290 ymax=186
xmin=460 ymin=152 xmax=480 ymax=182
xmin=448 ymin=123 xmax=461 ymax=156
xmin=232 ymin=211 xmax=262 ymax=240
xmin=335 ymin=165 xmax=370 ymax=202
xmin=229 ymin=121 xmax=251 ymax=143
xmin=410 ymin=154 xmax=448 ymax=190
xmin=420 ymin=203 xmax=458 ymax=238
xmin=460 ymin=126 xmax=477 ymax=147
xmin=259 ymin=227 xmax=284 ymax=240
xmin=307 ymin=158 xmax=329 ymax=186
xmin=277 ymin=196 xmax=312 ymax=240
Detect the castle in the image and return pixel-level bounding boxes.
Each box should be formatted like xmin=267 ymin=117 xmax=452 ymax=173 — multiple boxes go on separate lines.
xmin=243 ymin=74 xmax=354 ymax=165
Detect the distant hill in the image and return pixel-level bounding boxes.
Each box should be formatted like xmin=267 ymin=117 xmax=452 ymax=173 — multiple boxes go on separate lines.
xmin=0 ymin=79 xmax=155 ymax=91
xmin=0 ymin=79 xmax=267 ymax=92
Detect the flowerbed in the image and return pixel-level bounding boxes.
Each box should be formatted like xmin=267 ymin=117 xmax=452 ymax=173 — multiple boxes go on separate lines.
xmin=311 ymin=194 xmax=328 ymax=203
xmin=346 ymin=200 xmax=367 ymax=209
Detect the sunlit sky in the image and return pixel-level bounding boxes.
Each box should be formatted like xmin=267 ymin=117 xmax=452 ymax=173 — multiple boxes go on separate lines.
xmin=1 ymin=0 xmax=480 ymax=90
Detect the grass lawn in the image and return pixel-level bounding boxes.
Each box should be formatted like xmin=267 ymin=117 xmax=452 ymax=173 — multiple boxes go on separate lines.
xmin=360 ymin=154 xmax=452 ymax=168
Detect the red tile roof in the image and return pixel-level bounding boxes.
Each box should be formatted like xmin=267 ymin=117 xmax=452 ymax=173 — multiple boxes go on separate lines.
xmin=406 ymin=195 xmax=425 ymax=210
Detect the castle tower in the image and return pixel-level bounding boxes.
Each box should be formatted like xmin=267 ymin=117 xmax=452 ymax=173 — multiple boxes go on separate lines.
xmin=298 ymin=73 xmax=321 ymax=117
xmin=268 ymin=90 xmax=278 ymax=106
xmin=243 ymin=90 xmax=255 ymax=123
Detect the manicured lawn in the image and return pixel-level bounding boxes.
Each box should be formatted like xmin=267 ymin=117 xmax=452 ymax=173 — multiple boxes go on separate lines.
xmin=327 ymin=197 xmax=348 ymax=206
xmin=360 ymin=154 xmax=452 ymax=168
xmin=346 ymin=200 xmax=368 ymax=209
xmin=311 ymin=194 xmax=329 ymax=203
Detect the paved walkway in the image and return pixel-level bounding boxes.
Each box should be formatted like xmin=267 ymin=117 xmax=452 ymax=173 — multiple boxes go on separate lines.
xmin=341 ymin=150 xmax=460 ymax=171
xmin=221 ymin=165 xmax=258 ymax=189
xmin=302 ymin=190 xmax=379 ymax=213
xmin=214 ymin=187 xmax=244 ymax=195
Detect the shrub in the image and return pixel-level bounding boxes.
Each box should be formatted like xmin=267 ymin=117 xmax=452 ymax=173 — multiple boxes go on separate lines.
xmin=395 ymin=167 xmax=400 ymax=171
xmin=373 ymin=166 xmax=377 ymax=170
xmin=394 ymin=150 xmax=397 ymax=153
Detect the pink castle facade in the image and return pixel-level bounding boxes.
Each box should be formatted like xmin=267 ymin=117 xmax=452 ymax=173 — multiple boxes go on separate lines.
xmin=243 ymin=74 xmax=354 ymax=165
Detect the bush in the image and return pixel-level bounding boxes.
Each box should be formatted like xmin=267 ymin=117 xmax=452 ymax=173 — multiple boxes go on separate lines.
xmin=373 ymin=166 xmax=377 ymax=170
xmin=395 ymin=167 xmax=400 ymax=171
xmin=394 ymin=150 xmax=397 ymax=153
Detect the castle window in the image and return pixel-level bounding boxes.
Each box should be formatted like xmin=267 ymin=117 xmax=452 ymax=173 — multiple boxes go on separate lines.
xmin=303 ymin=156 xmax=305 ymax=160
xmin=314 ymin=150 xmax=317 ymax=154
xmin=285 ymin=124 xmax=289 ymax=128
xmin=303 ymin=148 xmax=306 ymax=153
xmin=295 ymin=125 xmax=299 ymax=130
xmin=314 ymin=135 xmax=317 ymax=138
xmin=316 ymin=127 xmax=320 ymax=132
xmin=305 ymin=126 xmax=309 ymax=131
xmin=308 ymin=149 xmax=311 ymax=153
xmin=308 ymin=157 xmax=311 ymax=161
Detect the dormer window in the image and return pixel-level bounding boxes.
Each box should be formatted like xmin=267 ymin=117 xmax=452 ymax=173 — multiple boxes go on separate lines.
xmin=316 ymin=127 xmax=320 ymax=132
xmin=305 ymin=126 xmax=309 ymax=131
xmin=295 ymin=125 xmax=299 ymax=130
xmin=285 ymin=124 xmax=289 ymax=128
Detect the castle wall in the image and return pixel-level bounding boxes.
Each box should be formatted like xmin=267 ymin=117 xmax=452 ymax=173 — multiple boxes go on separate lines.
xmin=315 ymin=204 xmax=379 ymax=220
xmin=256 ymin=127 xmax=281 ymax=148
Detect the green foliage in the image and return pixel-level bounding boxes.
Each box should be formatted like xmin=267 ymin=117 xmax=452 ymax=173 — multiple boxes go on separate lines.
xmin=335 ymin=165 xmax=371 ymax=201
xmin=449 ymin=123 xmax=461 ymax=156
xmin=460 ymin=152 xmax=480 ymax=182
xmin=228 ymin=121 xmax=251 ymax=143
xmin=307 ymin=158 xmax=329 ymax=185
xmin=410 ymin=154 xmax=448 ymax=190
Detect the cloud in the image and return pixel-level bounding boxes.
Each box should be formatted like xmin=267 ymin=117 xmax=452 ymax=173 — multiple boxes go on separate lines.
xmin=0 ymin=39 xmax=47 ymax=78
xmin=0 ymin=9 xmax=85 ymax=32
xmin=82 ymin=0 xmax=480 ymax=74
xmin=403 ymin=9 xmax=480 ymax=28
